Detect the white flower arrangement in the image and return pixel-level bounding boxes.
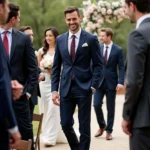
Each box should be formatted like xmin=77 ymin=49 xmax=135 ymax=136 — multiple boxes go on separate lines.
xmin=82 ymin=0 xmax=127 ymax=36
xmin=40 ymin=55 xmax=53 ymax=71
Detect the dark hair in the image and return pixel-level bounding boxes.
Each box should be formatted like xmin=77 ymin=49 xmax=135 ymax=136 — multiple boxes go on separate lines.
xmin=101 ymin=28 xmax=113 ymax=39
xmin=42 ymin=27 xmax=59 ymax=58
xmin=64 ymin=6 xmax=80 ymax=17
xmin=0 ymin=0 xmax=5 ymax=5
xmin=7 ymin=3 xmax=20 ymax=23
xmin=19 ymin=26 xmax=32 ymax=32
xmin=125 ymin=0 xmax=150 ymax=13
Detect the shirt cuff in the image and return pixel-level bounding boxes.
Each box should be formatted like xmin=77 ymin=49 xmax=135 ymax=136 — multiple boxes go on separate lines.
xmin=117 ymin=84 xmax=124 ymax=87
xmin=91 ymin=87 xmax=96 ymax=91
xmin=26 ymin=92 xmax=31 ymax=98
xmin=52 ymin=91 xmax=58 ymax=93
xmin=8 ymin=126 xmax=18 ymax=134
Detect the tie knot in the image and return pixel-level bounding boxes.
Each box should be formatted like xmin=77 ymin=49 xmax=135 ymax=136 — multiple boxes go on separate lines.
xmin=72 ymin=35 xmax=76 ymax=39
xmin=106 ymin=46 xmax=109 ymax=49
xmin=3 ymin=31 xmax=9 ymax=36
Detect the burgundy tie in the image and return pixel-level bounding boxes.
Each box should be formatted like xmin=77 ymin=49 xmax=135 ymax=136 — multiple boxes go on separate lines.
xmin=104 ymin=46 xmax=108 ymax=65
xmin=70 ymin=35 xmax=76 ymax=61
xmin=3 ymin=31 xmax=9 ymax=56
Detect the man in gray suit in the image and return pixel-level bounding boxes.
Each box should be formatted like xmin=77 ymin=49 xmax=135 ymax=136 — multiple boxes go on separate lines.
xmin=122 ymin=0 xmax=150 ymax=149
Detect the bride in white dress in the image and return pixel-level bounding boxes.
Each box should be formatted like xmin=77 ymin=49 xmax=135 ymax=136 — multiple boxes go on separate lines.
xmin=37 ymin=27 xmax=67 ymax=146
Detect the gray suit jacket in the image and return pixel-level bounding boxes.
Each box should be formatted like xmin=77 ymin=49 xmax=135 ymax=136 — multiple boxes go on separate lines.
xmin=123 ymin=18 xmax=150 ymax=128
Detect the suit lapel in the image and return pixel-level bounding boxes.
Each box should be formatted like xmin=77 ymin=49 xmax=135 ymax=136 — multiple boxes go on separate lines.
xmin=64 ymin=32 xmax=72 ymax=63
xmin=10 ymin=29 xmax=19 ymax=61
xmin=74 ymin=30 xmax=86 ymax=62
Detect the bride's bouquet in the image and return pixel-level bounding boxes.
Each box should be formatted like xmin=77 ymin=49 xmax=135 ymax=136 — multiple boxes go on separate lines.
xmin=40 ymin=55 xmax=53 ymax=78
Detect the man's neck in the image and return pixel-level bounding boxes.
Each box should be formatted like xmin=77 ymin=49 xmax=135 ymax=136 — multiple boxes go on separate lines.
xmin=1 ymin=23 xmax=12 ymax=30
xmin=105 ymin=41 xmax=112 ymax=45
xmin=136 ymin=12 xmax=149 ymax=23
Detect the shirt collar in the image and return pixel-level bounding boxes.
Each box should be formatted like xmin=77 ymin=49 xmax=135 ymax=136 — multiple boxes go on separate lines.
xmin=136 ymin=14 xmax=150 ymax=29
xmin=69 ymin=28 xmax=81 ymax=39
xmin=104 ymin=41 xmax=113 ymax=49
xmin=0 ymin=28 xmax=12 ymax=34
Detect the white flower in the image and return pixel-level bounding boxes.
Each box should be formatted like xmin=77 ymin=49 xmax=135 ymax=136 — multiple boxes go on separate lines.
xmin=105 ymin=2 xmax=111 ymax=8
xmin=85 ymin=27 xmax=91 ymax=32
xmin=113 ymin=10 xmax=119 ymax=16
xmin=35 ymin=51 xmax=38 ymax=57
xmin=101 ymin=8 xmax=106 ymax=15
xmin=83 ymin=1 xmax=91 ymax=6
xmin=112 ymin=2 xmax=119 ymax=8
xmin=98 ymin=1 xmax=104 ymax=7
xmin=83 ymin=17 xmax=88 ymax=23
xmin=87 ymin=6 xmax=94 ymax=14
xmin=107 ymin=9 xmax=112 ymax=15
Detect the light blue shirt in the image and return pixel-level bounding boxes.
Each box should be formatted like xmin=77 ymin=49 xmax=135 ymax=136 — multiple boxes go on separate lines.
xmin=0 ymin=28 xmax=12 ymax=56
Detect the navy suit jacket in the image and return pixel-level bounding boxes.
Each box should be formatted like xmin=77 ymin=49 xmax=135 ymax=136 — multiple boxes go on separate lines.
xmin=52 ymin=30 xmax=103 ymax=97
xmin=10 ymin=29 xmax=38 ymax=97
xmin=0 ymin=38 xmax=17 ymax=130
xmin=100 ymin=43 xmax=124 ymax=90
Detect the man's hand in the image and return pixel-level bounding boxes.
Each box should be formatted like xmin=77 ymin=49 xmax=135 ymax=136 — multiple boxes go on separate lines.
xmin=9 ymin=131 xmax=21 ymax=149
xmin=11 ymin=80 xmax=23 ymax=100
xmin=52 ymin=92 xmax=60 ymax=106
xmin=116 ymin=84 xmax=124 ymax=92
xmin=38 ymin=73 xmax=45 ymax=83
xmin=122 ymin=120 xmax=132 ymax=136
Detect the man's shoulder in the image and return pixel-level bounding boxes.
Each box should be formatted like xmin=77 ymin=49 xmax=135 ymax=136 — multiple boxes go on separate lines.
xmin=112 ymin=43 xmax=122 ymax=51
xmin=12 ymin=28 xmax=30 ymax=39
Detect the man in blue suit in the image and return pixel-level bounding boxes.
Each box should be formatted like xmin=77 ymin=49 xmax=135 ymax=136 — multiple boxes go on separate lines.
xmin=51 ymin=6 xmax=103 ymax=150
xmin=0 ymin=0 xmax=22 ymax=149
xmin=94 ymin=28 xmax=124 ymax=140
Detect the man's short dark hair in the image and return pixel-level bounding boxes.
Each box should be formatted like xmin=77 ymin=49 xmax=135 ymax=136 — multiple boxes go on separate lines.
xmin=7 ymin=3 xmax=20 ymax=23
xmin=125 ymin=0 xmax=150 ymax=13
xmin=0 ymin=0 xmax=5 ymax=5
xmin=64 ymin=6 xmax=80 ymax=17
xmin=19 ymin=26 xmax=32 ymax=32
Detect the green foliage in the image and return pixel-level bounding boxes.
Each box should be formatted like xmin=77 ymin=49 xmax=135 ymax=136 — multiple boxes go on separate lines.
xmin=11 ymin=0 xmax=83 ymax=49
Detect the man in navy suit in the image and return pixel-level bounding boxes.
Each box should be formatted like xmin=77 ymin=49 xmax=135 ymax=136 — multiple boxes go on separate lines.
xmin=19 ymin=26 xmax=45 ymax=121
xmin=51 ymin=6 xmax=103 ymax=150
xmin=0 ymin=3 xmax=38 ymax=149
xmin=94 ymin=28 xmax=124 ymax=140
xmin=0 ymin=0 xmax=23 ymax=149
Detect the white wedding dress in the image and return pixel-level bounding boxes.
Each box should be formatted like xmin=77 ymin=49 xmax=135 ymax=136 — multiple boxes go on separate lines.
xmin=39 ymin=48 xmax=67 ymax=145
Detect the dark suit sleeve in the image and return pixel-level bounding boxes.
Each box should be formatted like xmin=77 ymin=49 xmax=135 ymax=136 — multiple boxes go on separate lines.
xmin=51 ymin=38 xmax=62 ymax=92
xmin=0 ymin=47 xmax=17 ymax=129
xmin=25 ymin=36 xmax=38 ymax=95
xmin=123 ymin=31 xmax=147 ymax=120
xmin=118 ymin=48 xmax=124 ymax=85
xmin=91 ymin=36 xmax=103 ymax=89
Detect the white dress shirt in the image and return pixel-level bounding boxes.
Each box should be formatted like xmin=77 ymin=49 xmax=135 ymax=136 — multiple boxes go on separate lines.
xmin=0 ymin=28 xmax=12 ymax=56
xmin=103 ymin=42 xmax=113 ymax=61
xmin=136 ymin=14 xmax=150 ymax=29
xmin=68 ymin=28 xmax=81 ymax=54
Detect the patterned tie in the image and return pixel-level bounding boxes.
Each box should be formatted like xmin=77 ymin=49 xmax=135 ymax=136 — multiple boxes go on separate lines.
xmin=70 ymin=35 xmax=76 ymax=62
xmin=104 ymin=46 xmax=108 ymax=65
xmin=3 ymin=31 xmax=9 ymax=56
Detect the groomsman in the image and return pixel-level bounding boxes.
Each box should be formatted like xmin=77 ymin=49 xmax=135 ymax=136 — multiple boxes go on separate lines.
xmin=122 ymin=0 xmax=150 ymax=150
xmin=52 ymin=6 xmax=103 ymax=150
xmin=19 ymin=26 xmax=45 ymax=120
xmin=0 ymin=3 xmax=38 ymax=150
xmin=0 ymin=0 xmax=22 ymax=149
xmin=94 ymin=28 xmax=124 ymax=140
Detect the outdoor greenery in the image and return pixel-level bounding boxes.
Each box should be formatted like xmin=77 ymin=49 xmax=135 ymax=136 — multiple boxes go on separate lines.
xmin=11 ymin=0 xmax=135 ymax=60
